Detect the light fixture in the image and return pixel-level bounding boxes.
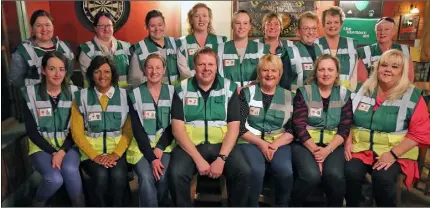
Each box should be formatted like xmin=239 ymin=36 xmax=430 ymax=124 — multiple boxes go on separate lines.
xmin=410 ymin=4 xmax=419 ymax=14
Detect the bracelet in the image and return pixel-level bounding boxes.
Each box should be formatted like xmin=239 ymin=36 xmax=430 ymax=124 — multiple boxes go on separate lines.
xmin=389 ymin=150 xmax=399 ymax=160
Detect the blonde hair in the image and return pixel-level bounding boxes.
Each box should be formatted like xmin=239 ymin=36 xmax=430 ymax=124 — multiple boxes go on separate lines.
xmin=306 ymin=54 xmax=340 ymax=85
xmin=322 ymin=6 xmax=345 ymax=25
xmin=144 ymin=53 xmax=166 ymax=69
xmin=256 ymin=54 xmax=283 ymax=82
xmin=231 ymin=10 xmax=251 ymax=29
xmin=298 ymin=11 xmax=319 ymax=29
xmin=262 ymin=12 xmax=283 ymax=31
xmin=361 ymin=49 xmax=412 ymax=101
xmin=187 ymin=3 xmax=214 ymax=35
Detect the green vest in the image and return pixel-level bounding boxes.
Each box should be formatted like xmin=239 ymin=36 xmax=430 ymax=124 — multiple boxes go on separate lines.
xmin=79 ymin=39 xmax=131 ymax=88
xmin=132 ymin=36 xmax=180 ymax=85
xmin=16 ymin=37 xmax=74 ymax=86
xmin=255 ymin=38 xmax=294 ymax=57
xmin=357 ymin=43 xmax=409 ymax=75
xmin=217 ymin=40 xmax=269 ymax=87
xmin=176 ymin=75 xmax=237 ymax=145
xmin=287 ymin=42 xmax=323 ymax=92
xmin=126 ymin=83 xmax=176 ymax=164
xmin=74 ymin=87 xmax=129 ymax=160
xmin=21 ymin=83 xmax=79 ymax=155
xmin=178 ymin=34 xmax=227 ymax=72
xmin=300 ymin=83 xmax=350 ymax=145
xmin=350 ymin=84 xmax=420 ymax=160
xmin=238 ymin=84 xmax=293 ymax=144
xmin=315 ymin=36 xmax=358 ymax=89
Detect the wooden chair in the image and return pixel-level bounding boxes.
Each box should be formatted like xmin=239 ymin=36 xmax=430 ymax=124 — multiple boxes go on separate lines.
xmin=190 ymin=175 xmax=228 ymax=206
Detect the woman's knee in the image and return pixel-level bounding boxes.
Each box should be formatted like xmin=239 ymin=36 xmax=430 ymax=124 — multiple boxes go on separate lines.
xmin=44 ymin=171 xmax=64 ymax=188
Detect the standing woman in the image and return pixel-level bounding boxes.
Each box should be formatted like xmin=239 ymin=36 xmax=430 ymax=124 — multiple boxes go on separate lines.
xmin=315 ymin=6 xmax=358 ymax=90
xmin=345 ymin=49 xmax=430 ymax=207
xmin=9 ymin=10 xmax=74 ymax=88
xmin=291 ymin=54 xmax=353 ymax=207
xmin=238 ymin=54 xmax=294 ymax=206
xmin=217 ymin=10 xmax=269 ymax=89
xmin=129 ymin=10 xmax=180 ymax=88
xmin=71 ymin=56 xmax=132 ymax=206
xmin=21 ymin=51 xmax=84 ymax=206
xmin=79 ymin=11 xmax=131 ymax=88
xmin=127 ymin=54 xmax=175 ymax=207
xmin=177 ymin=3 xmax=227 ymax=79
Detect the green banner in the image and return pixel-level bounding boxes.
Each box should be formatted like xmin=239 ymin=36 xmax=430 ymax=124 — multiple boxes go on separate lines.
xmin=340 ymin=18 xmax=378 ymax=45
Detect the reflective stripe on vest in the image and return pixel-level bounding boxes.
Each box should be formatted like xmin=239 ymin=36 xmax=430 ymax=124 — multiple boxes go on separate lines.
xmin=360 ymin=43 xmax=409 ymax=73
xmin=289 ymin=42 xmax=322 ymax=92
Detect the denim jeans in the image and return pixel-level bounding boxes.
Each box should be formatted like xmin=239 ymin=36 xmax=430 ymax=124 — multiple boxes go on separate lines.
xmin=239 ymin=143 xmax=293 ymax=207
xmin=290 ymin=142 xmax=346 ymax=207
xmin=134 ymin=153 xmax=170 ymax=207
xmin=168 ymin=144 xmax=251 ymax=207
xmin=30 ymin=147 xmax=85 ymax=206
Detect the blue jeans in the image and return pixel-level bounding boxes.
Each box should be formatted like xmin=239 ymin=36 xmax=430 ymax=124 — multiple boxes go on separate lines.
xmin=134 ymin=153 xmax=170 ymax=207
xmin=30 ymin=147 xmax=85 ymax=206
xmin=240 ymin=143 xmax=293 ymax=207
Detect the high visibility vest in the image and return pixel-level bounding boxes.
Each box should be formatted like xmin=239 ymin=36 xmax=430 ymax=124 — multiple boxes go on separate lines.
xmin=176 ymin=75 xmax=237 ymax=145
xmin=357 ymin=43 xmax=409 ymax=75
xmin=217 ymin=40 xmax=269 ymax=87
xmin=299 ymin=83 xmax=350 ymax=145
xmin=16 ymin=37 xmax=74 ymax=86
xmin=126 ymin=83 xmax=176 ymax=164
xmin=315 ymin=36 xmax=358 ymax=89
xmin=287 ymin=42 xmax=323 ymax=92
xmin=74 ymin=87 xmax=129 ymax=160
xmin=238 ymin=84 xmax=293 ymax=144
xmin=132 ymin=36 xmax=180 ymax=86
xmin=254 ymin=38 xmax=294 ymax=57
xmin=350 ymin=84 xmax=421 ymax=160
xmin=21 ymin=83 xmax=79 ymax=155
xmin=79 ymin=39 xmax=131 ymax=88
xmin=178 ymin=34 xmax=227 ymax=72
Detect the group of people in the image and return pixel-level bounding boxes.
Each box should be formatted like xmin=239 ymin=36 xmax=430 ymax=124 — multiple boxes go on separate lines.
xmin=8 ymin=2 xmax=430 ymax=207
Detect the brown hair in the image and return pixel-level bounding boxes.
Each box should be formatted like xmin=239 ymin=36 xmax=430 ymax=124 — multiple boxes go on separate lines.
xmin=144 ymin=53 xmax=166 ymax=69
xmin=306 ymin=54 xmax=340 ymax=86
xmin=298 ymin=11 xmax=319 ymax=29
xmin=322 ymin=6 xmax=345 ymax=25
xmin=262 ymin=12 xmax=283 ymax=32
xmin=187 ymin=3 xmax=214 ymax=35
xmin=193 ymin=46 xmax=219 ymax=67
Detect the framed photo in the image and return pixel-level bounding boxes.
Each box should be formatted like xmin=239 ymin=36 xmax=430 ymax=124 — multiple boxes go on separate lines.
xmin=338 ymin=1 xmax=382 ymax=18
xmin=234 ymin=1 xmax=315 ymax=38
xmin=398 ymin=15 xmax=420 ymax=41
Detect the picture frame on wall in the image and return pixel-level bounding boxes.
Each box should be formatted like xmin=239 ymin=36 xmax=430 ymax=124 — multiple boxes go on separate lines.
xmin=338 ymin=1 xmax=383 ymax=18
xmin=398 ymin=14 xmax=420 ymax=41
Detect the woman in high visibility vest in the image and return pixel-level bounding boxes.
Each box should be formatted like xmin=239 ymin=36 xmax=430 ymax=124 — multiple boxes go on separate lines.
xmin=127 ymin=54 xmax=175 ymax=206
xmin=78 ymin=11 xmax=131 ymax=88
xmin=129 ymin=10 xmax=180 ymax=88
xmin=345 ymin=49 xmax=430 ymax=207
xmin=71 ymin=56 xmax=132 ymax=206
xmin=238 ymin=54 xmax=294 ymax=206
xmin=291 ymin=54 xmax=353 ymax=206
xmin=177 ymin=3 xmax=227 ymax=79
xmin=9 ymin=10 xmax=74 ymax=88
xmin=21 ymin=51 xmax=84 ymax=206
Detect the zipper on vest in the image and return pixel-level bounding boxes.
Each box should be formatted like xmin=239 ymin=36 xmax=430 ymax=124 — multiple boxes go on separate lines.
xmin=369 ymin=110 xmax=376 ymax=151
xmin=53 ymin=109 xmax=60 ymax=148
xmin=204 ymin=100 xmax=208 ymax=144
xmin=103 ymin=111 xmax=107 ymax=154
xmin=319 ymin=129 xmax=324 ymax=145
xmin=239 ymin=64 xmax=244 ymax=87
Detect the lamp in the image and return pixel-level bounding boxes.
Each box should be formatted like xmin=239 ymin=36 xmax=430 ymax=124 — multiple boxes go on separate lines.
xmin=410 ymin=4 xmax=419 ymax=14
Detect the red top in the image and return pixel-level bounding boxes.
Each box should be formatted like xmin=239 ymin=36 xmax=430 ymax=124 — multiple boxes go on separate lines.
xmin=352 ymin=96 xmax=430 ymax=189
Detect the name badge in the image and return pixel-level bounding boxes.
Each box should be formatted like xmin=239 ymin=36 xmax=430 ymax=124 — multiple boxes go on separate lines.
xmin=309 ymin=108 xmax=322 ymax=117
xmin=88 ymin=112 xmax=102 ymax=121
xmin=358 ymin=103 xmax=371 ymax=112
xmin=188 ymin=48 xmax=197 ymax=56
xmin=302 ymin=63 xmax=314 ymax=71
xmin=143 ymin=110 xmax=156 ymax=119
xmin=186 ymin=98 xmax=198 ymax=106
xmin=249 ymin=107 xmax=261 ymax=116
xmin=37 ymin=108 xmax=52 ymax=117
xmin=224 ymin=59 xmax=235 ymax=67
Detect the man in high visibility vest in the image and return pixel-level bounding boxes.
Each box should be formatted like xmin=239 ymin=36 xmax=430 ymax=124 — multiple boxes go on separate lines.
xmin=168 ymin=47 xmax=251 ymax=207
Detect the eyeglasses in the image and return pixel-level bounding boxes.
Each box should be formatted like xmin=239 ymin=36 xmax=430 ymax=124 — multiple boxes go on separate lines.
xmin=300 ymin=27 xmax=318 ymax=32
xmin=377 ymin=17 xmax=395 ymax=24
xmin=97 ymin=24 xmax=113 ymax=29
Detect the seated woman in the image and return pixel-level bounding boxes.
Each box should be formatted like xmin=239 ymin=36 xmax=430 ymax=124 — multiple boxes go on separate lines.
xmin=127 ymin=54 xmax=175 ymax=207
xmin=21 ymin=51 xmax=84 ymax=206
xmin=238 ymin=54 xmax=294 ymax=206
xmin=345 ymin=49 xmax=430 ymax=207
xmin=291 ymin=54 xmax=353 ymax=207
xmin=71 ymin=56 xmax=132 ymax=206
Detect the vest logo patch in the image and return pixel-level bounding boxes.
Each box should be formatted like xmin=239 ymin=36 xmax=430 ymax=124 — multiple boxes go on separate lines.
xmin=249 ymin=107 xmax=261 ymax=116
xmin=358 ymin=103 xmax=371 ymax=112
xmin=186 ymin=98 xmax=198 ymax=106
xmin=224 ymin=59 xmax=235 ymax=67
xmin=309 ymin=108 xmax=322 ymax=117
xmin=88 ymin=112 xmax=102 ymax=121
xmin=143 ymin=110 xmax=156 ymax=119
xmin=188 ymin=48 xmax=197 ymax=56
xmin=302 ymin=63 xmax=313 ymax=71
xmin=37 ymin=108 xmax=52 ymax=117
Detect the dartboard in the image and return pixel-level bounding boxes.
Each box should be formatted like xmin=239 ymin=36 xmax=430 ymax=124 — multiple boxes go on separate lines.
xmin=75 ymin=1 xmax=130 ymax=32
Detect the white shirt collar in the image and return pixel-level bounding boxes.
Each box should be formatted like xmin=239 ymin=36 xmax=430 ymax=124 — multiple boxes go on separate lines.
xmin=94 ymin=86 xmax=115 ymax=99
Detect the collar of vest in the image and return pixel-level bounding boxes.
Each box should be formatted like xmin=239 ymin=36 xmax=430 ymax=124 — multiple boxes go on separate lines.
xmin=145 ymin=36 xmax=167 ymax=49
xmin=23 ymin=36 xmax=60 ymax=48
xmin=191 ymin=74 xmax=222 ymax=91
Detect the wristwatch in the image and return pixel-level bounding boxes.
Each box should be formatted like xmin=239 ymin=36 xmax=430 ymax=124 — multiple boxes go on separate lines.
xmin=217 ymin=154 xmax=228 ymax=161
